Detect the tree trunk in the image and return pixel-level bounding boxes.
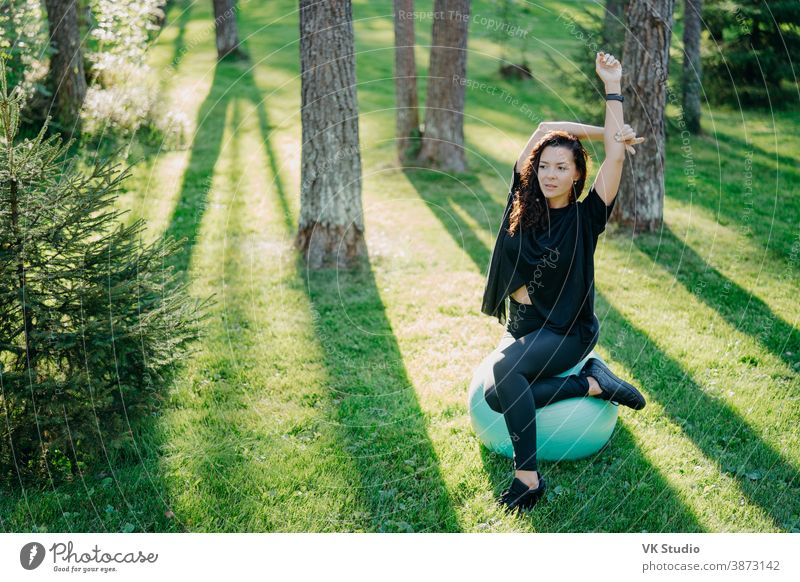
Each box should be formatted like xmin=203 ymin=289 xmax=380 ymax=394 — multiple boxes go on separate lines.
xmin=153 ymin=0 xmax=172 ymax=30
xmin=603 ymin=0 xmax=628 ymax=57
xmin=613 ymin=0 xmax=675 ymax=233
xmin=682 ymin=0 xmax=702 ymax=134
xmin=416 ymin=0 xmax=469 ymax=172
xmin=296 ymin=0 xmax=366 ymax=269
xmin=212 ymin=0 xmax=242 ymax=60
xmin=393 ymin=0 xmax=421 ymax=163
xmin=44 ymin=0 xmax=87 ymax=130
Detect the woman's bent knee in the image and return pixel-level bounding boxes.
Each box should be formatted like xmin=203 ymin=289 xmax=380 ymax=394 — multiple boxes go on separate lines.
xmin=484 ymin=385 xmax=503 ymax=413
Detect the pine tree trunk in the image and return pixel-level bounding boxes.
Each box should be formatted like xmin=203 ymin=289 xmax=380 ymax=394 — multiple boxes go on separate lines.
xmin=44 ymin=0 xmax=87 ymax=129
xmin=603 ymin=0 xmax=628 ymax=57
xmin=212 ymin=0 xmax=242 ymax=60
xmin=393 ymin=0 xmax=421 ymax=163
xmin=8 ymin=176 xmax=34 ymax=367
xmin=682 ymin=0 xmax=702 ymax=134
xmin=296 ymin=0 xmax=366 ymax=269
xmin=613 ymin=0 xmax=675 ymax=233
xmin=416 ymin=0 xmax=469 ymax=172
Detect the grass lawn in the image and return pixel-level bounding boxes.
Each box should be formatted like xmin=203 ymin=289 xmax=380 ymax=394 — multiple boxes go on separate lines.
xmin=1 ymin=0 xmax=798 ymax=532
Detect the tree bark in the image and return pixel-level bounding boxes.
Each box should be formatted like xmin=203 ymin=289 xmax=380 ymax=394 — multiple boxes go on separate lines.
xmin=613 ymin=0 xmax=675 ymax=233
xmin=296 ymin=0 xmax=366 ymax=269
xmin=393 ymin=0 xmax=421 ymax=163
xmin=416 ymin=0 xmax=469 ymax=172
xmin=212 ymin=0 xmax=243 ymax=60
xmin=682 ymin=0 xmax=702 ymax=134
xmin=44 ymin=0 xmax=87 ymax=130
xmin=603 ymin=0 xmax=628 ymax=57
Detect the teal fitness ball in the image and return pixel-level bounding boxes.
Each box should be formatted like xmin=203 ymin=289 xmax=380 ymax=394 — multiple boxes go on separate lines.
xmin=467 ymin=352 xmax=618 ymax=461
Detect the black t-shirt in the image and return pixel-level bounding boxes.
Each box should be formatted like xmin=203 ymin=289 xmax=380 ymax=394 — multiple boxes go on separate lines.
xmin=480 ymin=161 xmax=616 ymax=344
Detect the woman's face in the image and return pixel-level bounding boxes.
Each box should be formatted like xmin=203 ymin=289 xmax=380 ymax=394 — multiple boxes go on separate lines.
xmin=536 ymin=146 xmax=581 ymax=201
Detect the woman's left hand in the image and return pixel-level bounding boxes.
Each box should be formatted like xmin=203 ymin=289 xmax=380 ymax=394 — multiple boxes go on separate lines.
xmin=614 ymin=123 xmax=646 ymax=155
xmin=596 ymin=51 xmax=622 ymax=84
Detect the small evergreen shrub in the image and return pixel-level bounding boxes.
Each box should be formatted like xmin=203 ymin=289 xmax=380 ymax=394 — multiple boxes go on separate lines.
xmin=0 ymin=61 xmax=209 ymax=485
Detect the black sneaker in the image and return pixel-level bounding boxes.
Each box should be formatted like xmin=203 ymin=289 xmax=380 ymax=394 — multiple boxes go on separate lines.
xmin=581 ymin=358 xmax=646 ymax=410
xmin=497 ymin=475 xmax=547 ymax=513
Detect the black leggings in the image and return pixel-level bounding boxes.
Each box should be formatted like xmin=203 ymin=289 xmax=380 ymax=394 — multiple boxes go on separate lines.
xmin=483 ymin=305 xmax=597 ymax=472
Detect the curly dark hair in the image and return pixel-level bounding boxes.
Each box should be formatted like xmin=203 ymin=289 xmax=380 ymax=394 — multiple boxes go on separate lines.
xmin=508 ymin=130 xmax=592 ymax=235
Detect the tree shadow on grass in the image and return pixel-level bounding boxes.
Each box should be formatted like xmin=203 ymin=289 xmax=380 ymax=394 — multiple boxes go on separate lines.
xmin=224 ymin=55 xmax=462 ymax=531
xmin=712 ymin=128 xmax=800 ymax=184
xmin=298 ymin=259 xmax=462 ymax=531
xmin=163 ymin=63 xmax=232 ymax=278
xmin=596 ymin=292 xmax=800 ymax=531
xmin=665 ymin=130 xmax=799 ymax=265
xmin=171 ymin=98 xmax=374 ymax=531
xmin=176 ymin=97 xmax=264 ymax=530
xmin=159 ymin=0 xmax=193 ymax=93
xmin=634 ymin=225 xmax=799 ymax=371
xmin=128 ymin=57 xmax=282 ymax=531
xmin=80 ymin=60 xmax=242 ymax=533
xmin=402 ymin=163 xmax=506 ymax=274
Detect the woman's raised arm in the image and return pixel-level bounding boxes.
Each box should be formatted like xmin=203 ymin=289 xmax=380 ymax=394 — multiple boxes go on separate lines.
xmin=592 ymin=51 xmax=627 ymax=206
xmin=517 ymin=122 xmax=604 ymax=170
xmin=542 ymin=121 xmax=605 ymax=141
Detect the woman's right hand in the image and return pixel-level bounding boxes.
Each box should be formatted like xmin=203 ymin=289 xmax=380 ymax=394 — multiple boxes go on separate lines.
xmin=614 ymin=123 xmax=646 ymax=155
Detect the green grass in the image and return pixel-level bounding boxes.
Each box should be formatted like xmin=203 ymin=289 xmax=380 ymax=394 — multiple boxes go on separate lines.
xmin=1 ymin=0 xmax=798 ymax=532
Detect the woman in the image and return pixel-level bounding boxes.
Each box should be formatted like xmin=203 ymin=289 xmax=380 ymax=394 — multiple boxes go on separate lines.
xmin=480 ymin=52 xmax=647 ymax=513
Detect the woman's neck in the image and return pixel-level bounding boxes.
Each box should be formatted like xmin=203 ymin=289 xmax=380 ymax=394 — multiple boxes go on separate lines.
xmin=547 ymin=194 xmax=571 ymax=209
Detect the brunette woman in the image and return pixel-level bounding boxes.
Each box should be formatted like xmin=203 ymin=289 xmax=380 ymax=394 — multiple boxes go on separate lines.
xmin=481 ymin=52 xmax=647 ymax=513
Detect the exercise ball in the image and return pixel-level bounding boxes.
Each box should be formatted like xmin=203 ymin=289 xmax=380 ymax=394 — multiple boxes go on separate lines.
xmin=467 ymin=352 xmax=618 ymax=461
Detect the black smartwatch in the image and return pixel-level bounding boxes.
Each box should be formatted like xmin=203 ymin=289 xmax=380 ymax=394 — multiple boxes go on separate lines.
xmin=606 ymin=93 xmax=624 ymax=102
